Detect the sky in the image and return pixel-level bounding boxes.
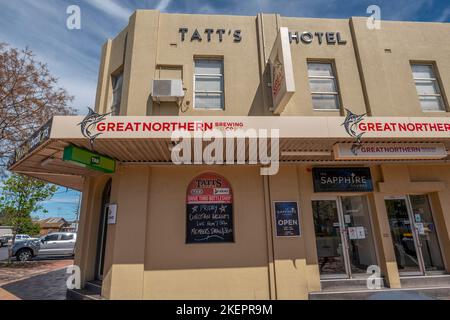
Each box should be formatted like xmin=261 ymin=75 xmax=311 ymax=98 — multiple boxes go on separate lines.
xmin=0 ymin=0 xmax=448 ymax=221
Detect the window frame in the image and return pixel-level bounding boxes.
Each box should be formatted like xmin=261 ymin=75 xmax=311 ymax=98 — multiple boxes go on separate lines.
xmin=193 ymin=58 xmax=225 ymax=110
xmin=45 ymin=234 xmax=60 ymax=242
xmin=111 ymin=70 xmax=124 ymax=116
xmin=410 ymin=62 xmax=447 ymax=112
xmin=307 ymin=61 xmax=342 ymax=111
xmin=60 ymin=234 xmax=74 ymax=241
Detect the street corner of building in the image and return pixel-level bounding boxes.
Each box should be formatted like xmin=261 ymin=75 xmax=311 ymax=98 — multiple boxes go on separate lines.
xmin=1 ymin=1 xmax=450 ymax=311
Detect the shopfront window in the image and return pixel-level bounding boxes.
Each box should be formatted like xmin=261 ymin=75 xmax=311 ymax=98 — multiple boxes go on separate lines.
xmin=194 ymin=59 xmax=224 ymax=109
xmin=313 ymin=196 xmax=377 ymax=278
xmin=111 ymin=72 xmax=123 ymax=115
xmin=410 ymin=195 xmax=445 ymax=272
xmin=411 ymin=63 xmax=446 ymax=111
xmin=341 ymin=196 xmax=377 ymax=274
xmin=307 ymin=62 xmax=340 ymax=110
xmin=313 ymin=200 xmax=347 ymax=276
xmin=385 ymin=195 xmax=444 ymax=275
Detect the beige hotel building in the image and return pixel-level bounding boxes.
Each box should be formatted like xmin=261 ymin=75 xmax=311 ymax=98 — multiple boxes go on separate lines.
xmin=9 ymin=10 xmax=450 ymax=300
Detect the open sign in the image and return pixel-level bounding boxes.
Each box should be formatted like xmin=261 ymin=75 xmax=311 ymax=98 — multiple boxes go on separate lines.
xmin=274 ymin=201 xmax=300 ymax=237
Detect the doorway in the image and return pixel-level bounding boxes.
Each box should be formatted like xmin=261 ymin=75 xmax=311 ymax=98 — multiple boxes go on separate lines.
xmin=385 ymin=195 xmax=444 ymax=276
xmin=312 ymin=195 xmax=378 ymax=279
xmin=95 ymin=179 xmax=111 ymax=281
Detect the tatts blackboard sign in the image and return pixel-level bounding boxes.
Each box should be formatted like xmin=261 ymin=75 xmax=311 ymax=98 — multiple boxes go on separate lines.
xmin=274 ymin=201 xmax=300 ymax=237
xmin=186 ymin=173 xmax=233 ymax=243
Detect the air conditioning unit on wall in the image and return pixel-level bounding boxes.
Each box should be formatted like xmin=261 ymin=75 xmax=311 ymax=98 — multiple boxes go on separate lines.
xmin=151 ymin=79 xmax=184 ymax=104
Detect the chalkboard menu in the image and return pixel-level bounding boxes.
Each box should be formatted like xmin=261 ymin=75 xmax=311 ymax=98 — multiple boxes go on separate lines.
xmin=274 ymin=201 xmax=301 ymax=237
xmin=186 ymin=173 xmax=234 ymax=243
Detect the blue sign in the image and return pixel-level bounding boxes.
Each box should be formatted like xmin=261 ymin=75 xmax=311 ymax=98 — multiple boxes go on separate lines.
xmin=313 ymin=167 xmax=373 ymax=192
xmin=274 ymin=201 xmax=301 ymax=237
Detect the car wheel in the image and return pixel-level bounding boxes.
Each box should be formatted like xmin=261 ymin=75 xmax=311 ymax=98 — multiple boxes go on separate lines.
xmin=16 ymin=249 xmax=32 ymax=262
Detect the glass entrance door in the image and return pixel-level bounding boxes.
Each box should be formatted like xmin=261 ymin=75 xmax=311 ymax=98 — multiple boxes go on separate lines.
xmin=410 ymin=195 xmax=444 ymax=272
xmin=341 ymin=196 xmax=378 ymax=275
xmin=312 ymin=200 xmax=347 ymax=277
xmin=313 ymin=196 xmax=378 ymax=278
xmin=385 ymin=195 xmax=444 ymax=275
xmin=385 ymin=198 xmax=421 ymax=274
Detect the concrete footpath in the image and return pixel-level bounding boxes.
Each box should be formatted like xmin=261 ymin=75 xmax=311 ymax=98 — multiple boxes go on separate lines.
xmin=0 ymin=259 xmax=73 ymax=300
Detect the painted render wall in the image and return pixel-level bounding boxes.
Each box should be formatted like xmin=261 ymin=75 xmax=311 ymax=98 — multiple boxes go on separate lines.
xmin=73 ymin=10 xmax=450 ymax=300
xmin=95 ymin=11 xmax=450 ymax=118
xmin=73 ymin=163 xmax=450 ymax=299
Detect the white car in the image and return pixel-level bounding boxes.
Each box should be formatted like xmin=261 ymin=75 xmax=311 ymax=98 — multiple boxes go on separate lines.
xmin=0 ymin=234 xmax=32 ymax=246
xmin=12 ymin=232 xmax=77 ymax=261
xmin=14 ymin=234 xmax=32 ymax=241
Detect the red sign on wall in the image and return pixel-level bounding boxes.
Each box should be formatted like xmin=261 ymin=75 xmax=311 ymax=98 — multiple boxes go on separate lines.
xmin=186 ymin=172 xmax=233 ymax=243
xmin=186 ymin=172 xmax=232 ymax=204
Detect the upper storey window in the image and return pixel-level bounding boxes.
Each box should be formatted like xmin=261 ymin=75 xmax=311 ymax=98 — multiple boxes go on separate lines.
xmin=307 ymin=62 xmax=340 ymax=110
xmin=194 ymin=59 xmax=224 ymax=109
xmin=111 ymin=72 xmax=123 ymax=116
xmin=411 ymin=64 xmax=446 ymax=112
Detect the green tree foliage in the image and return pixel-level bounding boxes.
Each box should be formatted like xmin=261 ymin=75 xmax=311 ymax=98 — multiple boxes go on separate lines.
xmin=0 ymin=174 xmax=57 ymax=235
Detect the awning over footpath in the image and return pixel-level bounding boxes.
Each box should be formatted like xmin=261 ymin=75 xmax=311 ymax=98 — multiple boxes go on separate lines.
xmin=8 ymin=115 xmax=450 ymax=190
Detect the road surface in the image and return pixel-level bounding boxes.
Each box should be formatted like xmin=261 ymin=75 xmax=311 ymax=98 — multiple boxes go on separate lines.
xmin=0 ymin=247 xmax=8 ymax=261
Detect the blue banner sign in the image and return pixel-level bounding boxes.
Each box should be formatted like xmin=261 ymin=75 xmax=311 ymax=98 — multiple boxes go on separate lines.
xmin=274 ymin=201 xmax=301 ymax=237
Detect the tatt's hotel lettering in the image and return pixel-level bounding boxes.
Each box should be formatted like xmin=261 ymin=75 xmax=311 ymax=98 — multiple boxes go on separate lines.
xmin=177 ymin=27 xmax=347 ymax=45
xmin=289 ymin=31 xmax=347 ymax=45
xmin=179 ymin=27 xmax=242 ymax=42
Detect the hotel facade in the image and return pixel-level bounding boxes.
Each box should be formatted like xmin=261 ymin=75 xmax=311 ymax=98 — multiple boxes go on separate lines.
xmin=9 ymin=10 xmax=450 ymax=299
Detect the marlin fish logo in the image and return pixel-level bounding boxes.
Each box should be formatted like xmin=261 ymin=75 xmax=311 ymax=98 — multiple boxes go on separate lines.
xmin=342 ymin=108 xmax=366 ymax=154
xmin=78 ymin=108 xmax=110 ymax=148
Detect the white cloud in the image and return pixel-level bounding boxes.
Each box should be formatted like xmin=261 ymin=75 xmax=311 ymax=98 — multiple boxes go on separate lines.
xmin=437 ymin=8 xmax=450 ymax=22
xmin=156 ymin=0 xmax=172 ymax=11
xmin=58 ymin=77 xmax=97 ymax=114
xmin=40 ymin=197 xmax=80 ymax=205
xmin=88 ymin=0 xmax=133 ymax=22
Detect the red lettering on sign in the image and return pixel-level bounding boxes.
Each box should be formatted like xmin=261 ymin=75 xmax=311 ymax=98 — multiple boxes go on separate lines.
xmin=187 ymin=172 xmax=232 ymax=205
xmin=97 ymin=122 xmax=106 ymax=131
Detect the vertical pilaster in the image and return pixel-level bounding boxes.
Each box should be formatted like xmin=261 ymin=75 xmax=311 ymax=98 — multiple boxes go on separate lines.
xmin=106 ymin=166 xmax=151 ymax=300
xmin=95 ymin=40 xmax=112 ymax=114
xmin=369 ymin=192 xmax=401 ymax=288
xmin=429 ymin=191 xmax=450 ymax=272
xmin=297 ymin=166 xmax=321 ymax=292
xmin=121 ymin=10 xmax=160 ymax=115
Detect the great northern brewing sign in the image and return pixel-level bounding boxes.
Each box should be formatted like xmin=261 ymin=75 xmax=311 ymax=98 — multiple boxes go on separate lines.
xmin=334 ymin=143 xmax=447 ymax=160
xmin=186 ymin=173 xmax=233 ymax=243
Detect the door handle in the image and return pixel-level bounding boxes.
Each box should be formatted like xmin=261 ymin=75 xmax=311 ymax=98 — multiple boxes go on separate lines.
xmin=414 ymin=228 xmax=422 ymax=247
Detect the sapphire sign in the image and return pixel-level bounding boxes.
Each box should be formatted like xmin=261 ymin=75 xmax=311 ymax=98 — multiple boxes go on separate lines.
xmin=274 ymin=201 xmax=301 ymax=237
xmin=313 ymin=167 xmax=373 ymax=192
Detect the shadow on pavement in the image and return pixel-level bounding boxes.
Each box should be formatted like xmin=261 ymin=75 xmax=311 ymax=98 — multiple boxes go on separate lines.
xmin=1 ymin=268 xmax=69 ymax=300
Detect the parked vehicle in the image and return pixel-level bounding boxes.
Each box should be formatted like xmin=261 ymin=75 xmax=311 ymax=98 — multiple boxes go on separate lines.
xmin=14 ymin=234 xmax=33 ymax=241
xmin=11 ymin=238 xmax=40 ymax=261
xmin=0 ymin=235 xmax=11 ymax=247
xmin=0 ymin=234 xmax=34 ymax=248
xmin=12 ymin=232 xmax=77 ymax=262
